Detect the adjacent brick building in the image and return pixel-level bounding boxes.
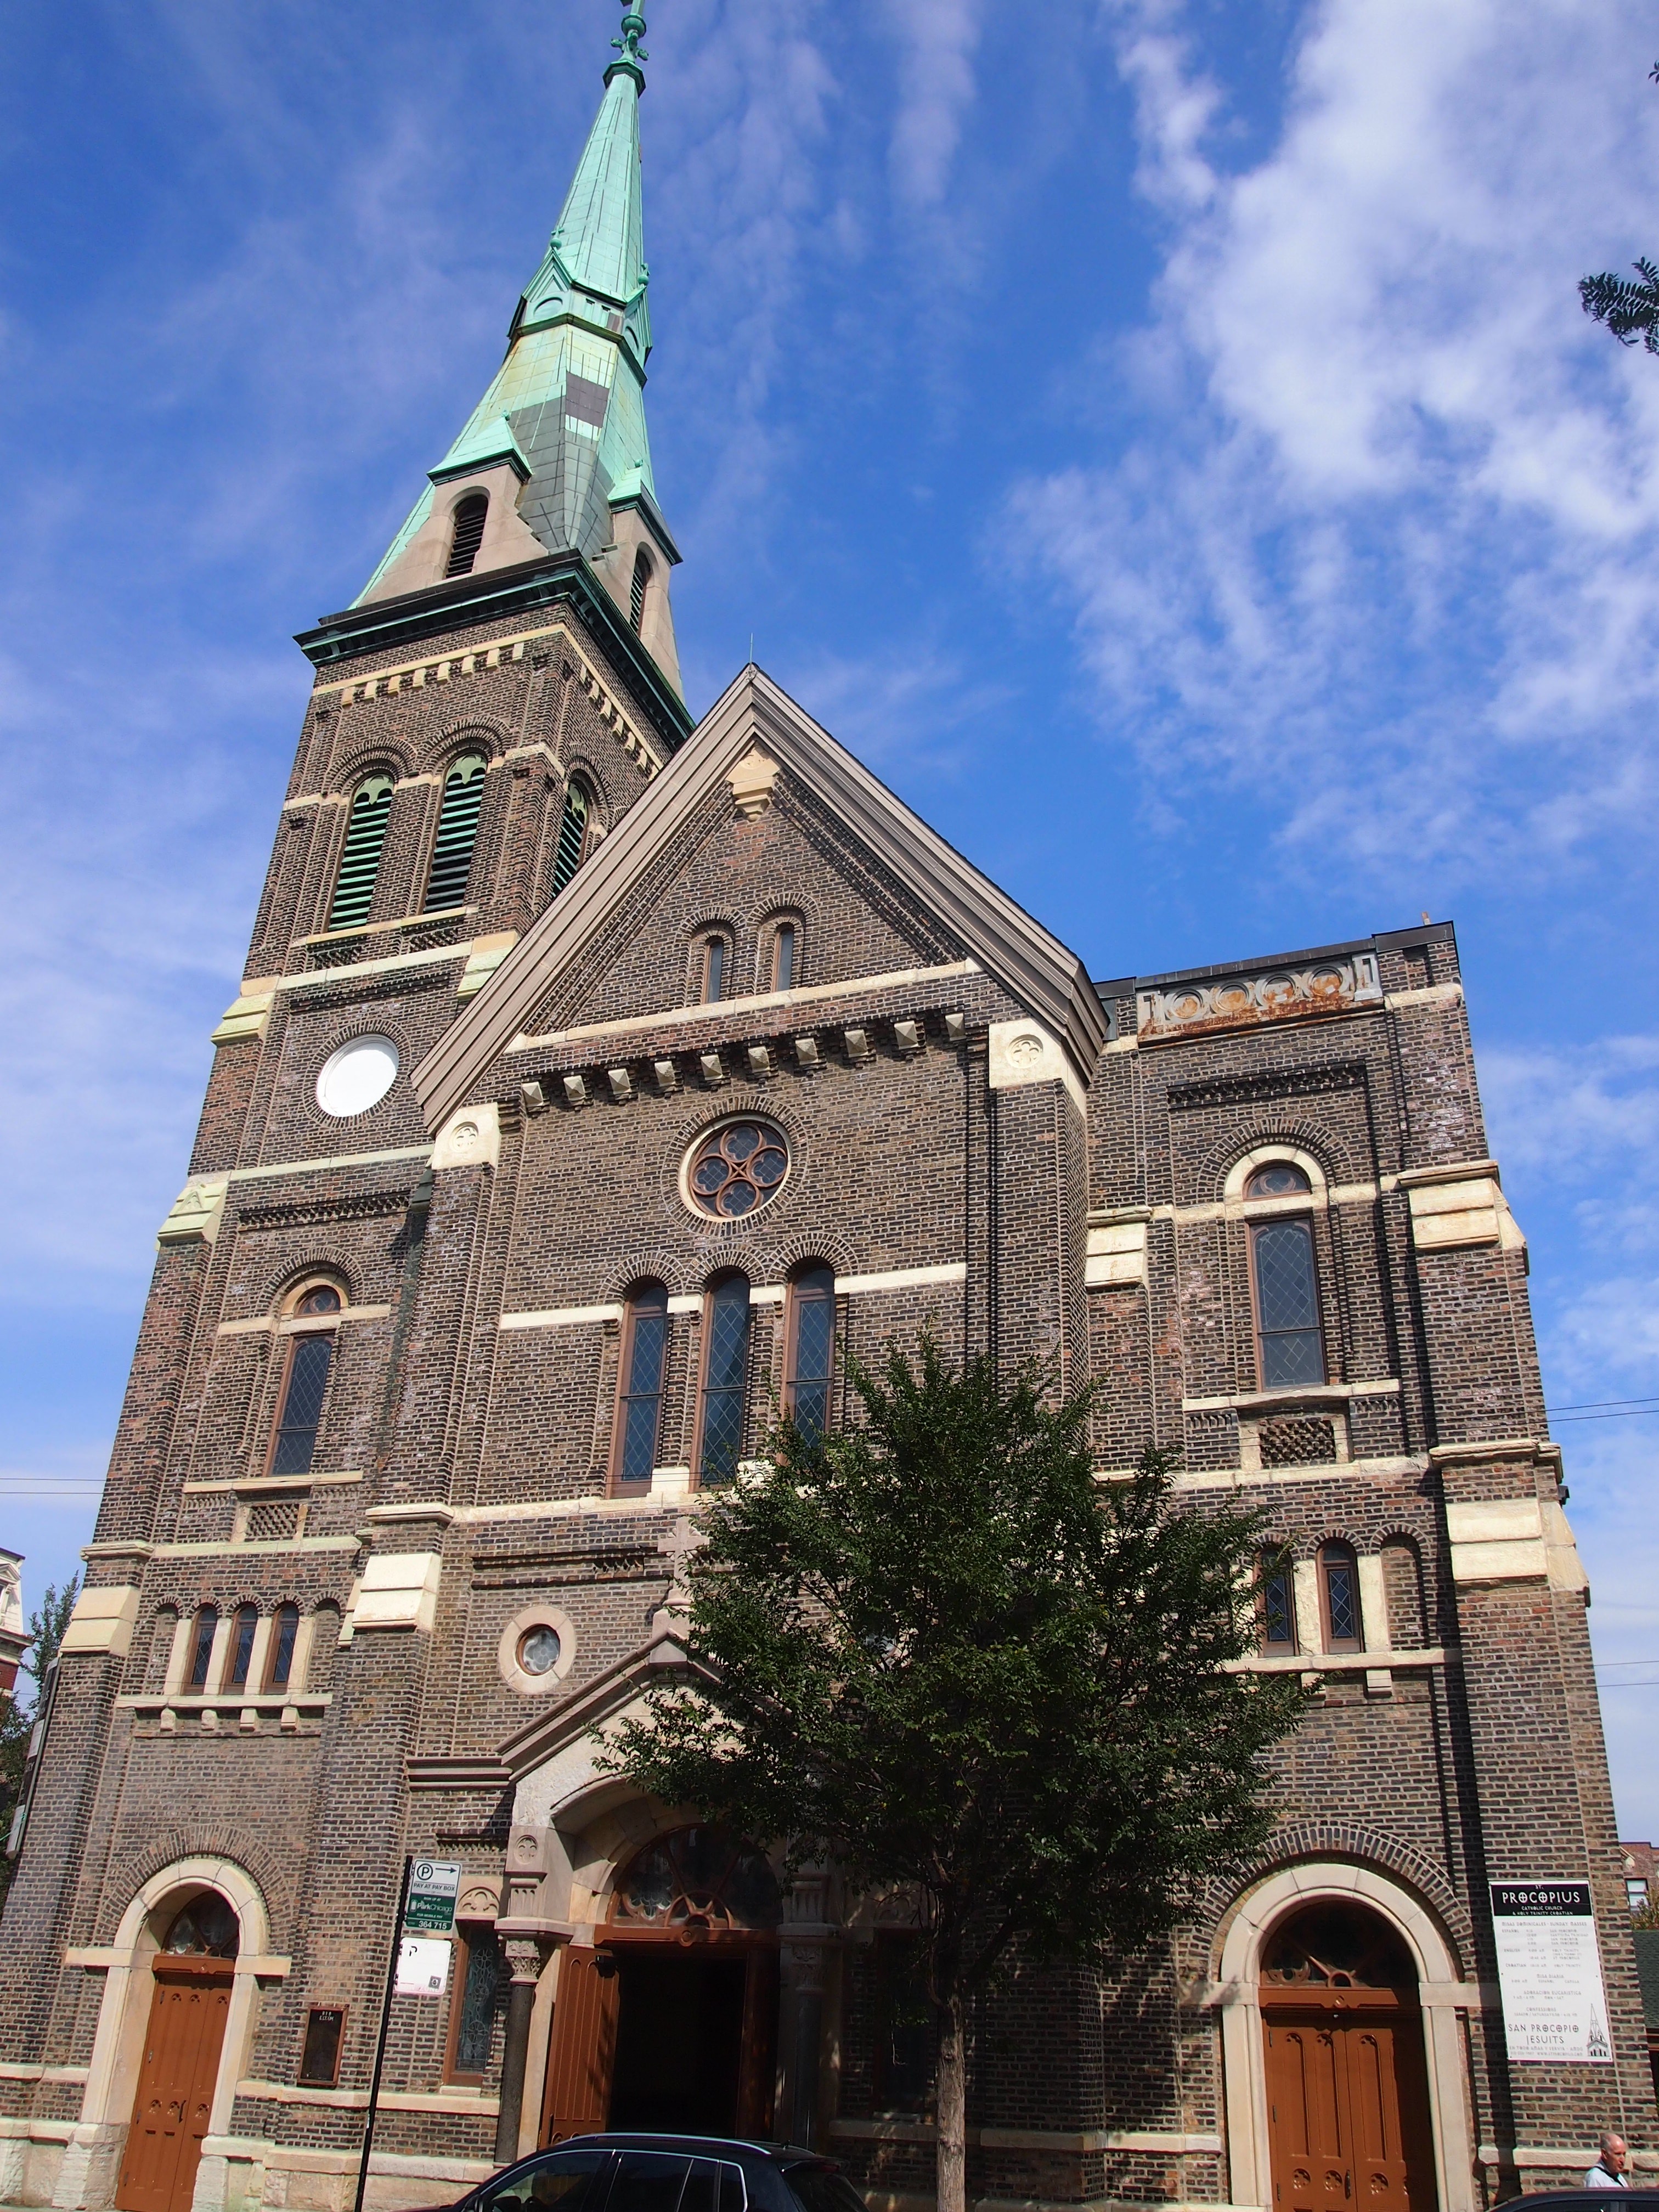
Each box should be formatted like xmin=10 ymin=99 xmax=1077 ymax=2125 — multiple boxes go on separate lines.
xmin=2 ymin=13 xmax=1652 ymax=2212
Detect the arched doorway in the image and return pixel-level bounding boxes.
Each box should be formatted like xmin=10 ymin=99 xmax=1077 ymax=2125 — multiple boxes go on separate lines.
xmin=115 ymin=1892 xmax=240 ymax=2212
xmin=542 ymin=1827 xmax=781 ymax=2145
xmin=1260 ymin=1903 xmax=1437 ymax=2212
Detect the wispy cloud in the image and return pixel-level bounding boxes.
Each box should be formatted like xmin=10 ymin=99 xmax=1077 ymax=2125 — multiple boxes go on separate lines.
xmin=879 ymin=0 xmax=986 ymax=210
xmin=1012 ymin=0 xmax=1659 ymax=879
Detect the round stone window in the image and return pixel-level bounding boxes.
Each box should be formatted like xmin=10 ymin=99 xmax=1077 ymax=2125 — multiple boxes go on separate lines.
xmin=315 ymin=1035 xmax=399 ymax=1118
xmin=518 ymin=1625 xmax=561 ymax=1677
xmin=685 ymin=1119 xmax=791 ymax=1221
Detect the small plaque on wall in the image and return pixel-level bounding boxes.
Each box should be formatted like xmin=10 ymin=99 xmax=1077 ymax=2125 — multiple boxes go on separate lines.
xmin=298 ymin=2006 xmax=346 ymax=2087
xmin=1491 ymin=1882 xmax=1613 ymax=2062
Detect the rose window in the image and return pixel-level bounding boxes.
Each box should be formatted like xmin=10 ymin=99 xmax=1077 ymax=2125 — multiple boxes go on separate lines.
xmin=685 ymin=1120 xmax=789 ymax=1220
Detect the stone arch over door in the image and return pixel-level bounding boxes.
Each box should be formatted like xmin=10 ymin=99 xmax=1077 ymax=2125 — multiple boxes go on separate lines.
xmin=1212 ymin=1863 xmax=1479 ymax=2212
xmin=63 ymin=1858 xmax=277 ymax=2212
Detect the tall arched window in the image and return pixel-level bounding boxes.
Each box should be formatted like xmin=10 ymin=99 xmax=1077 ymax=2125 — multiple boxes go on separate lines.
xmin=1259 ymin=1551 xmax=1297 ymax=1655
xmin=267 ymin=1603 xmax=300 ymax=1690
xmin=551 ymin=778 xmax=592 ymax=895
xmin=613 ymin=1284 xmax=670 ymax=1491
xmin=424 ymin=754 xmax=487 ymax=911
xmin=1246 ymin=1163 xmax=1325 ymax=1387
xmin=187 ymin=1606 xmax=218 ymax=1690
xmin=1319 ymin=1542 xmax=1363 ymax=1651
xmin=771 ymin=921 xmax=797 ymax=994
xmin=786 ymin=1265 xmax=835 ymax=1442
xmin=630 ymin=549 xmax=652 ymax=634
xmin=698 ymin=934 xmax=726 ymax=1003
xmin=227 ymin=1605 xmax=258 ymax=1688
xmin=328 ymin=775 xmax=394 ymax=931
xmin=269 ymin=1288 xmax=341 ymax=1477
xmin=445 ymin=492 xmax=489 ymax=579
xmin=698 ymin=1274 xmax=751 ymax=1485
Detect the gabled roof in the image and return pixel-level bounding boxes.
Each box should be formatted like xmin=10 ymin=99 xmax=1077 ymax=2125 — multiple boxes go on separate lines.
xmin=497 ymin=1621 xmax=702 ymax=1784
xmin=414 ymin=665 xmax=1108 ymax=1129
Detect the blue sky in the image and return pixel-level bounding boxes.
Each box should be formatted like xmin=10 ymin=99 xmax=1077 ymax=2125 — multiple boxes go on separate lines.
xmin=4 ymin=0 xmax=1659 ymax=1833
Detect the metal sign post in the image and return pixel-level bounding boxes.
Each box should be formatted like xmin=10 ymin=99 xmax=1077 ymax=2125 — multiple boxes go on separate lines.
xmin=354 ymin=1859 xmax=462 ymax=2212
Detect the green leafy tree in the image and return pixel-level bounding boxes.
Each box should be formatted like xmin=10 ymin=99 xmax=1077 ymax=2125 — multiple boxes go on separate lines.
xmin=609 ymin=1344 xmax=1307 ymax=2212
xmin=1580 ymin=64 xmax=1659 ymax=352
xmin=0 ymin=1576 xmax=79 ymax=1912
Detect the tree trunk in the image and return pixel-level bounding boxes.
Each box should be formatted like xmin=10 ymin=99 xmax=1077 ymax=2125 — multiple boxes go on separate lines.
xmin=935 ymin=1986 xmax=967 ymax=2212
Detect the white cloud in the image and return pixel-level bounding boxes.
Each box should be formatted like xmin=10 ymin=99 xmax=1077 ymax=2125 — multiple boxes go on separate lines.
xmin=879 ymin=0 xmax=986 ymax=209
xmin=1013 ymin=0 xmax=1659 ymax=877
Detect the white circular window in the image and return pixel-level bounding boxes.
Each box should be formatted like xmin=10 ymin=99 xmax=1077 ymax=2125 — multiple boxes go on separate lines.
xmin=315 ymin=1035 xmax=399 ymax=1119
xmin=519 ymin=1626 xmax=561 ymax=1676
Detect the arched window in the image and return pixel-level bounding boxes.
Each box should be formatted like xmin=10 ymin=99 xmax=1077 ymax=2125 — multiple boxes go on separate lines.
xmin=771 ymin=921 xmax=797 ymax=994
xmin=630 ymin=549 xmax=652 ymax=634
xmin=187 ymin=1606 xmax=218 ymax=1691
xmin=424 ymin=753 xmax=487 ymax=911
xmin=227 ymin=1605 xmax=258 ymax=1688
xmin=698 ymin=934 xmax=726 ymax=1004
xmin=551 ymin=778 xmax=592 ymax=895
xmin=1259 ymin=1551 xmax=1297 ymax=1655
xmin=328 ymin=775 xmax=394 ymax=932
xmin=445 ymin=492 xmax=489 ymax=579
xmin=160 ymin=1893 xmax=240 ymax=1959
xmin=1319 ymin=1542 xmax=1363 ymax=1651
xmin=269 ymin=1293 xmax=340 ymax=1477
xmin=267 ymin=1602 xmax=300 ymax=1690
xmin=614 ymin=1284 xmax=670 ymax=1491
xmin=1248 ymin=1172 xmax=1324 ymax=1388
xmin=698 ymin=1274 xmax=751 ymax=1485
xmin=786 ymin=1265 xmax=835 ymax=1442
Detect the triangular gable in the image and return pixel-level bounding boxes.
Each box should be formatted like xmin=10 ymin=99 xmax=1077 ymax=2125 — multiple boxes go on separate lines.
xmin=497 ymin=1622 xmax=703 ymax=1784
xmin=414 ymin=665 xmax=1108 ymax=1129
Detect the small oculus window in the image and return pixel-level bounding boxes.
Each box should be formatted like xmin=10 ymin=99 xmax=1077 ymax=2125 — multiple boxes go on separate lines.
xmin=685 ymin=1121 xmax=789 ymax=1222
xmin=315 ymin=1035 xmax=399 ymax=1119
xmin=518 ymin=1625 xmax=562 ymax=1677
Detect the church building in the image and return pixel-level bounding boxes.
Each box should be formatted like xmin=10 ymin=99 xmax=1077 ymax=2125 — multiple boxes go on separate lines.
xmin=1 ymin=13 xmax=1651 ymax=2212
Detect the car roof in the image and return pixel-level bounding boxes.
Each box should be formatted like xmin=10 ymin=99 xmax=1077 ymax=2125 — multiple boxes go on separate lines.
xmin=550 ymin=2135 xmax=828 ymax=2168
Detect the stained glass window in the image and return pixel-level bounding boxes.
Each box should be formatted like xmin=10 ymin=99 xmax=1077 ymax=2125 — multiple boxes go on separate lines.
xmin=268 ymin=1604 xmax=300 ymax=1689
xmin=611 ymin=1826 xmax=781 ymax=1930
xmin=1252 ymin=1218 xmax=1324 ymax=1386
xmin=228 ymin=1605 xmax=258 ymax=1688
xmin=1246 ymin=1161 xmax=1311 ymax=1199
xmin=1260 ymin=1554 xmax=1296 ymax=1653
xmin=187 ymin=1606 xmax=218 ymax=1690
xmin=616 ymin=1286 xmax=669 ymax=1488
xmin=161 ymin=1893 xmax=239 ymax=1957
xmin=686 ymin=1121 xmax=790 ymax=1221
xmin=699 ymin=1277 xmax=751 ymax=1484
xmin=1321 ymin=1544 xmax=1362 ymax=1650
xmin=273 ymin=1335 xmax=333 ymax=1475
xmin=787 ymin=1266 xmax=835 ymax=1442
xmin=449 ymin=1928 xmax=503 ymax=2079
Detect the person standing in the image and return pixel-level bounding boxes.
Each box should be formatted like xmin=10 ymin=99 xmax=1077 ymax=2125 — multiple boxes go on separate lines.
xmin=1584 ymin=2132 xmax=1631 ymax=2188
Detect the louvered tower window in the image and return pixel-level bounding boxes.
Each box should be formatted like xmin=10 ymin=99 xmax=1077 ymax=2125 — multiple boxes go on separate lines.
xmin=445 ymin=493 xmax=489 ymax=579
xmin=328 ymin=776 xmax=393 ymax=931
xmin=630 ymin=549 xmax=651 ymax=634
xmin=425 ymin=754 xmax=487 ymax=911
xmin=551 ymin=779 xmax=591 ymax=894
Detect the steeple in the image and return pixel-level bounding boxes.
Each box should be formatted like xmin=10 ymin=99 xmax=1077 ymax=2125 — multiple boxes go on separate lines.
xmin=357 ymin=3 xmax=682 ymax=696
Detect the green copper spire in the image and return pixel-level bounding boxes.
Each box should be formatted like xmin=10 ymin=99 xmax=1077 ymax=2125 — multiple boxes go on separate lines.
xmin=357 ymin=3 xmax=682 ymax=695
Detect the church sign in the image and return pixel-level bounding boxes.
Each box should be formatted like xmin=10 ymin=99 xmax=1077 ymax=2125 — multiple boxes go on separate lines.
xmin=1490 ymin=1882 xmax=1613 ymax=2062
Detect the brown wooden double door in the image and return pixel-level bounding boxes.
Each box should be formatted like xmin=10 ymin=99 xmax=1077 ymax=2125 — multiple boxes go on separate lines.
xmin=116 ymin=1966 xmax=233 ymax=2212
xmin=542 ymin=1942 xmax=777 ymax=2147
xmin=1263 ymin=2003 xmax=1437 ymax=2212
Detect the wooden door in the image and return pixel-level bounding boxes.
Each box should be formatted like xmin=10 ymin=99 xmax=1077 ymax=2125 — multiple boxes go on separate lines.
xmin=1265 ymin=2007 xmax=1436 ymax=2212
xmin=541 ymin=1947 xmax=620 ymax=2146
xmin=116 ymin=1970 xmax=233 ymax=2212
